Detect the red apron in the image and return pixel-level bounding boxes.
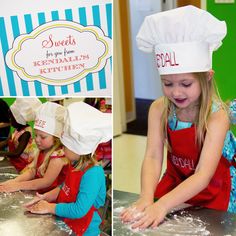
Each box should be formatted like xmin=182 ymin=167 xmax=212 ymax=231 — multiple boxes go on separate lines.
xmin=56 ymin=164 xmax=97 ymax=236
xmin=35 ymin=152 xmax=68 ymax=194
xmin=154 ymin=125 xmax=232 ymax=211
xmin=8 ymin=129 xmax=30 ymax=172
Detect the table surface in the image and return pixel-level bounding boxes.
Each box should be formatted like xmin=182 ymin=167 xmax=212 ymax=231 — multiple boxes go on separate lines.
xmin=0 ymin=159 xmax=74 ymax=236
xmin=113 ymin=190 xmax=236 ymax=236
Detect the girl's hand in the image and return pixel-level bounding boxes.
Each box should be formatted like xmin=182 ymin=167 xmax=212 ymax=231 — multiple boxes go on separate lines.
xmin=23 ymin=192 xmax=45 ymax=208
xmin=26 ymin=200 xmax=55 ymax=215
xmin=131 ymin=201 xmax=167 ymax=230
xmin=120 ymin=197 xmax=153 ymax=223
xmin=0 ymin=179 xmax=16 ymax=185
xmin=0 ymin=182 xmax=20 ymax=193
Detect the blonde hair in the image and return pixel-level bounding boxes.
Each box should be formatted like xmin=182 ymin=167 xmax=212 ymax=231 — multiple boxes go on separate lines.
xmin=161 ymin=72 xmax=226 ymax=148
xmin=27 ymin=137 xmax=64 ymax=176
xmin=74 ymin=153 xmax=98 ymax=171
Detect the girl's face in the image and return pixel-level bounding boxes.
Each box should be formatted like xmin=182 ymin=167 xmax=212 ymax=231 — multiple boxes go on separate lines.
xmin=64 ymin=147 xmax=80 ymax=161
xmin=161 ymin=73 xmax=201 ymax=109
xmin=34 ymin=129 xmax=54 ymax=151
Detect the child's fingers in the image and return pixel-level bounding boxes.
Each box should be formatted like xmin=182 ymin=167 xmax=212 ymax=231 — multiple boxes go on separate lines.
xmin=23 ymin=197 xmax=40 ymax=207
xmin=0 ymin=185 xmax=7 ymax=192
xmin=26 ymin=202 xmax=40 ymax=213
xmin=120 ymin=207 xmax=132 ymax=218
xmin=120 ymin=207 xmax=129 ymax=217
xmin=132 ymin=211 xmax=145 ymax=221
xmin=131 ymin=214 xmax=149 ymax=229
xmin=28 ymin=205 xmax=38 ymax=213
xmin=0 ymin=182 xmax=18 ymax=193
xmin=28 ymin=207 xmax=40 ymax=214
xmin=121 ymin=212 xmax=133 ymax=222
xmin=24 ymin=205 xmax=33 ymax=211
xmin=120 ymin=207 xmax=136 ymax=222
xmin=150 ymin=219 xmax=162 ymax=229
xmin=29 ymin=209 xmax=44 ymax=214
xmin=23 ymin=192 xmax=44 ymax=208
xmin=29 ymin=205 xmax=48 ymax=215
xmin=36 ymin=192 xmax=44 ymax=198
xmin=138 ymin=219 xmax=153 ymax=230
xmin=23 ymin=200 xmax=35 ymax=208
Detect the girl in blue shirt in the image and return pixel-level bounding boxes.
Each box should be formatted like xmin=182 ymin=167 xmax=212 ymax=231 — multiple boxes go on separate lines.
xmin=24 ymin=102 xmax=112 ymax=236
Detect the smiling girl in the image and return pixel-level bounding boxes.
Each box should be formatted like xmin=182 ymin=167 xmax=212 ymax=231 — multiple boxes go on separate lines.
xmin=121 ymin=5 xmax=236 ymax=230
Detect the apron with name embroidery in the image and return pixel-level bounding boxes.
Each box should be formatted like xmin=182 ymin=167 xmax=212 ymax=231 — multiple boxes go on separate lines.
xmin=56 ymin=164 xmax=97 ymax=236
xmin=154 ymin=125 xmax=232 ymax=211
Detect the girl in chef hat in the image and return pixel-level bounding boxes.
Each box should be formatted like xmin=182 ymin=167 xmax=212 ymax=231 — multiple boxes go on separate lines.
xmin=0 ymin=98 xmax=41 ymax=172
xmin=0 ymin=102 xmax=69 ymax=194
xmin=24 ymin=101 xmax=112 ymax=236
xmin=121 ymin=5 xmax=236 ymax=229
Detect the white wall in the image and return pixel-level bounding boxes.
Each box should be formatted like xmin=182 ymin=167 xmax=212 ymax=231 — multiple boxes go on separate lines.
xmin=129 ymin=0 xmax=163 ymax=100
xmin=129 ymin=0 xmax=178 ymax=100
xmin=114 ymin=0 xmax=127 ymax=134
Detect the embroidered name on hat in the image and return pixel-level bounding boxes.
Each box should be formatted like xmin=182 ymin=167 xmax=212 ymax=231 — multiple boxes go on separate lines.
xmin=35 ymin=119 xmax=46 ymax=128
xmin=156 ymin=52 xmax=179 ymax=68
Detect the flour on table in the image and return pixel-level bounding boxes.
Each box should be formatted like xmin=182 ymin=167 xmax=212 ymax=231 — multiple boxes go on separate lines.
xmin=114 ymin=199 xmax=210 ymax=236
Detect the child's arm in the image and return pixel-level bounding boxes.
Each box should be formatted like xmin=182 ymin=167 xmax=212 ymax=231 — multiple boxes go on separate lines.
xmin=0 ymin=167 xmax=36 ymax=189
xmin=142 ymin=99 xmax=165 ymax=198
xmin=16 ymin=158 xmax=65 ymax=191
xmin=121 ymin=98 xmax=165 ymax=221
xmin=24 ymin=187 xmax=61 ymax=209
xmin=26 ymin=166 xmax=104 ymax=216
xmin=43 ymin=186 xmax=61 ymax=202
xmin=0 ymin=131 xmax=31 ymax=158
xmin=132 ymin=108 xmax=229 ymax=230
xmin=0 ymin=158 xmax=65 ymax=192
xmin=14 ymin=167 xmax=36 ymax=182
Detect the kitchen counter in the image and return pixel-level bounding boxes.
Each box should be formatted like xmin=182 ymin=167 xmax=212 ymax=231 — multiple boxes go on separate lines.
xmin=0 ymin=159 xmax=73 ymax=236
xmin=113 ymin=190 xmax=236 ymax=236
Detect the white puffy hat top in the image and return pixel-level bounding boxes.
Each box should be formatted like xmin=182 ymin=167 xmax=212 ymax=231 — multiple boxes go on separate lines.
xmin=136 ymin=5 xmax=227 ymax=75
xmin=34 ymin=102 xmax=66 ymax=138
xmin=10 ymin=98 xmax=42 ymax=125
xmin=61 ymin=102 xmax=112 ymax=155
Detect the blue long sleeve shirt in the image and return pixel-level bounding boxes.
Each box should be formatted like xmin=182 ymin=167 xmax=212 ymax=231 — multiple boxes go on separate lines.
xmin=55 ymin=165 xmax=106 ymax=235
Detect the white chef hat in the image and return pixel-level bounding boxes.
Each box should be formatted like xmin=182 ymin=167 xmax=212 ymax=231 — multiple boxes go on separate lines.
xmin=136 ymin=5 xmax=227 ymax=75
xmin=61 ymin=102 xmax=112 ymax=155
xmin=10 ymin=98 xmax=42 ymax=125
xmin=34 ymin=102 xmax=66 ymax=138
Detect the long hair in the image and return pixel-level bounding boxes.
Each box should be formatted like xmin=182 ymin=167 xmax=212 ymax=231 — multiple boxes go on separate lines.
xmin=161 ymin=72 xmax=226 ymax=149
xmin=74 ymin=153 xmax=99 ymax=171
xmin=27 ymin=137 xmax=65 ymax=176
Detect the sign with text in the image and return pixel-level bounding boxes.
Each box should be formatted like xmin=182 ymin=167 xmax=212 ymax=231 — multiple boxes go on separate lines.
xmin=6 ymin=21 xmax=111 ymax=85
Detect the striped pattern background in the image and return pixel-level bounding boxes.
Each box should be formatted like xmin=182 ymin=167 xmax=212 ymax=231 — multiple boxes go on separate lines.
xmin=0 ymin=2 xmax=112 ymax=96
